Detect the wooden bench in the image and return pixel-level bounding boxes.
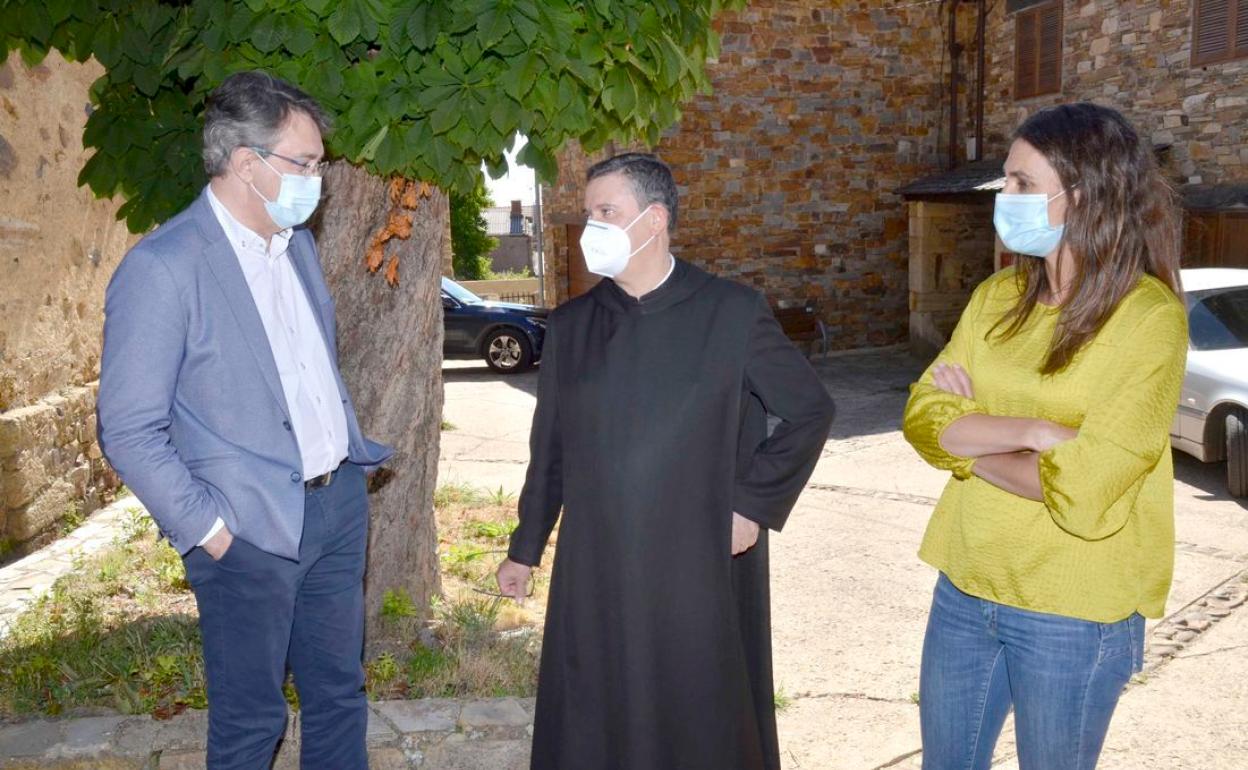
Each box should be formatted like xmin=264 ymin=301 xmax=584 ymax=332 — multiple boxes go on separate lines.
xmin=771 ymin=300 xmax=828 ymax=358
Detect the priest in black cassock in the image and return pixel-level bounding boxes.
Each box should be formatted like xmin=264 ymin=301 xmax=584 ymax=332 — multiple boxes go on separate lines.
xmin=497 ymin=153 xmax=835 ymax=770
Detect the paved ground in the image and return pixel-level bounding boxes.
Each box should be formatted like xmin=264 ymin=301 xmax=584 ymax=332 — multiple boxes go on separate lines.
xmin=440 ymin=352 xmax=1248 ymax=769
xmin=4 ymin=353 xmax=1245 ymax=768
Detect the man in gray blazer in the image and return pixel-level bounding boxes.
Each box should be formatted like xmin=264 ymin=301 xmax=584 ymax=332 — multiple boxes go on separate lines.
xmin=98 ymin=71 xmax=392 ymax=769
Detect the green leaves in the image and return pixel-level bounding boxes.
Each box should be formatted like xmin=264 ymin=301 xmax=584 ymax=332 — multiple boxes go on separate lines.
xmin=3 ymin=0 xmax=743 ymax=232
xmin=327 ymin=2 xmax=362 ymax=46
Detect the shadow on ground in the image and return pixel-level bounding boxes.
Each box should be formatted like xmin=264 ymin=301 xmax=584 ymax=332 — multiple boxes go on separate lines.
xmin=815 ymin=351 xmax=928 ymax=442
xmin=1173 ymin=450 xmax=1247 ymax=510
xmin=441 ymin=362 xmax=538 ymax=398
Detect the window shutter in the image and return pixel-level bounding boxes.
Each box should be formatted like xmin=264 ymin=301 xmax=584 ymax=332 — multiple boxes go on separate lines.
xmin=1037 ymin=3 xmax=1063 ymax=94
xmin=1016 ymin=10 xmax=1039 ymax=99
xmin=1193 ymin=0 xmax=1233 ymax=65
xmin=1236 ymin=1 xmax=1248 ymax=57
xmin=1014 ymin=3 xmax=1060 ymax=99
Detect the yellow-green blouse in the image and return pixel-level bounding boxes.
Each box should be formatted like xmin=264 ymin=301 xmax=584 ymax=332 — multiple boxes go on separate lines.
xmin=903 ymin=268 xmax=1187 ymax=622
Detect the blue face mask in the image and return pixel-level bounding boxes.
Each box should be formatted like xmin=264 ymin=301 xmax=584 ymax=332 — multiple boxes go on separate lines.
xmin=250 ymin=154 xmax=322 ymax=230
xmin=993 ymin=189 xmax=1068 ymax=257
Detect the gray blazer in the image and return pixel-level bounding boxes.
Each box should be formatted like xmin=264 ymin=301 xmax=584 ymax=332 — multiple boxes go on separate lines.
xmin=98 ymin=189 xmax=393 ymax=559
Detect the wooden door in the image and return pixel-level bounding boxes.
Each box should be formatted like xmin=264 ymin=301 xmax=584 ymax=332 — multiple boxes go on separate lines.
xmin=1185 ymin=211 xmax=1248 ymax=268
xmin=566 ymin=223 xmax=602 ymax=299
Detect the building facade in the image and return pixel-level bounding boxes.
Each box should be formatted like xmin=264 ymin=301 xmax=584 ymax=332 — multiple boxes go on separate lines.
xmin=545 ymin=0 xmax=1248 ymax=354
xmin=542 ymin=0 xmax=950 ymax=350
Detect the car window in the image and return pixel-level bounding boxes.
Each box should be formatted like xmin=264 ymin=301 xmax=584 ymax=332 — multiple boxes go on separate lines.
xmin=1189 ymin=287 xmax=1248 ymax=351
xmin=442 ymin=279 xmax=483 ymax=305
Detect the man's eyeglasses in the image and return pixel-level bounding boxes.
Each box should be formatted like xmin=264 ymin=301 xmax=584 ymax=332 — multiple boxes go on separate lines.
xmin=251 ymin=147 xmax=327 ymax=176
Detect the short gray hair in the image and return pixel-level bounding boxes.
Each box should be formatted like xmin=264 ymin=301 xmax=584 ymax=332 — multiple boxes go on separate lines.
xmin=586 ymin=152 xmax=678 ymax=234
xmin=202 ymin=70 xmax=331 ymax=177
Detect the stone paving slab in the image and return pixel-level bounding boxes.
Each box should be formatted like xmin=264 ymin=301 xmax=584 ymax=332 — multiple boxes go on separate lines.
xmin=0 ymin=699 xmax=536 ymax=769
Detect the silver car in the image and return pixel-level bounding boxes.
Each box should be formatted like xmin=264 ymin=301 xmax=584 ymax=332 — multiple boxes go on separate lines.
xmin=1170 ymin=268 xmax=1248 ymax=498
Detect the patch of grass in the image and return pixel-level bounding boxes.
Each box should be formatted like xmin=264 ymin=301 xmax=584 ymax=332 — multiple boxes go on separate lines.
xmin=434 ymin=481 xmax=489 ymax=509
xmin=486 ymin=486 xmax=515 ymax=506
xmin=380 ymin=589 xmax=419 ymax=623
xmin=0 ymin=530 xmax=204 ymax=719
xmin=1 ymin=475 xmax=552 ymax=720
xmin=909 ymin=691 xmax=921 ymax=705
xmin=441 ymin=544 xmax=498 ymax=582
xmin=367 ymin=595 xmax=539 ymax=700
xmin=118 ymin=507 xmax=153 ymax=543
xmin=773 ymin=686 xmax=793 ymax=713
xmin=59 ymin=502 xmax=85 ymax=536
xmin=466 ymin=519 xmax=517 ymax=541
xmin=440 ymin=419 xmax=457 ymax=431
xmin=0 ymin=537 xmax=16 ymax=559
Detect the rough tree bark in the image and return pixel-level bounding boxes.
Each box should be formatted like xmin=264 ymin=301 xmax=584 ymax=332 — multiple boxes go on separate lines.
xmin=312 ymin=161 xmax=445 ymax=652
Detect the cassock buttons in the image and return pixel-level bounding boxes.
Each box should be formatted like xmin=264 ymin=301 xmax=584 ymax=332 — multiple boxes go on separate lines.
xmin=291 ymin=471 xmax=302 ymax=483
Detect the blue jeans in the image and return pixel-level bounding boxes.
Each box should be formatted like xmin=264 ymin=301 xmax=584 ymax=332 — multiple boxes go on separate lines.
xmin=182 ymin=462 xmax=370 ymax=770
xmin=920 ymin=574 xmax=1144 ymax=770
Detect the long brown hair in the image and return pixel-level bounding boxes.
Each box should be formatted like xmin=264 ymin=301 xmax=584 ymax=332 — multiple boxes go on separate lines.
xmin=992 ymin=103 xmax=1183 ymax=374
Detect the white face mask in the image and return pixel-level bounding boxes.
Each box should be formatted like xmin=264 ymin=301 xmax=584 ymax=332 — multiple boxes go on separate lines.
xmin=993 ymin=188 xmax=1068 ymax=258
xmin=579 ymin=205 xmax=657 ymax=278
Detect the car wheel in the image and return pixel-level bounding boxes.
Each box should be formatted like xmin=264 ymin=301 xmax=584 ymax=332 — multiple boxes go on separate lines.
xmin=484 ymin=328 xmax=533 ymax=373
xmin=1228 ymin=408 xmax=1247 ymax=498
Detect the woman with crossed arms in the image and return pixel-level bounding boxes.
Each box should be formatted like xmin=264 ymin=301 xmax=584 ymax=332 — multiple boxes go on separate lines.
xmin=903 ymin=103 xmax=1187 ymax=769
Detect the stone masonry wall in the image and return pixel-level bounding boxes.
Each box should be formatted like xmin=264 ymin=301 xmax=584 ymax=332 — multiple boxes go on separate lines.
xmin=542 ymin=0 xmax=951 ymax=349
xmin=0 ymin=383 xmax=117 ymax=555
xmin=979 ymin=0 xmax=1248 ymax=185
xmin=0 ymin=52 xmax=135 ymax=554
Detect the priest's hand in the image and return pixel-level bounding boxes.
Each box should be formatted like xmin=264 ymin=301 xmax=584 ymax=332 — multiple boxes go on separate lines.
xmin=496 ymin=559 xmax=532 ymax=604
xmin=731 ymin=513 xmax=760 ymax=556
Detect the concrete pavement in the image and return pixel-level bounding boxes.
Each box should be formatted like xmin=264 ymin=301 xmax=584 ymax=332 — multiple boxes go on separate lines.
xmin=4 ymin=354 xmax=1244 ymax=768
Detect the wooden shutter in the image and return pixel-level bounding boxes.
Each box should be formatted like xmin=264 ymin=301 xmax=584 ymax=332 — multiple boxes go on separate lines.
xmin=1036 ymin=4 xmax=1063 ymax=94
xmin=1015 ymin=2 xmax=1061 ymax=99
xmin=1193 ymin=0 xmax=1247 ymax=65
xmin=1015 ymin=11 xmax=1039 ymax=99
xmin=1237 ymin=2 xmax=1248 ymax=58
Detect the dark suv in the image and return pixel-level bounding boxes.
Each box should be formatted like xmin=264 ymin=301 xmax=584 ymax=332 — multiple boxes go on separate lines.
xmin=441 ymin=277 xmax=548 ymax=373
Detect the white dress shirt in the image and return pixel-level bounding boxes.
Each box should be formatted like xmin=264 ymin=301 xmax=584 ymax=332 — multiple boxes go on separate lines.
xmin=199 ymin=186 xmax=349 ymax=545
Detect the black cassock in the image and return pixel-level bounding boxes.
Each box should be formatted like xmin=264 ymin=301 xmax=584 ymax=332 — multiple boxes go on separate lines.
xmin=508 ymin=259 xmax=835 ymax=770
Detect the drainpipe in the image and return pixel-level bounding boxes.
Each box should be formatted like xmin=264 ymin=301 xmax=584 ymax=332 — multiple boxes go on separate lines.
xmin=974 ymin=0 xmax=986 ymax=161
xmin=948 ymin=0 xmax=961 ymax=169
xmin=533 ymin=179 xmax=546 ymax=307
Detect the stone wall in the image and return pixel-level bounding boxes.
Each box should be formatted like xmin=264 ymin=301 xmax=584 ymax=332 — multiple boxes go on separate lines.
xmin=0 ymin=384 xmax=117 ymax=553
xmin=488 ymin=235 xmax=532 ymax=275
xmin=0 ymin=52 xmax=135 ymax=554
xmin=979 ymin=0 xmax=1248 ymax=185
xmin=542 ymin=1 xmax=950 ymax=349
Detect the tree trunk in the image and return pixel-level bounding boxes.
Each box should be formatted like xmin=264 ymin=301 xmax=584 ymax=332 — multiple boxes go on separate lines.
xmin=312 ymin=161 xmax=446 ymax=653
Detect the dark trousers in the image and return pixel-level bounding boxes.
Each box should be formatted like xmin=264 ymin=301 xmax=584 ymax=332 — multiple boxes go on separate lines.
xmin=183 ymin=463 xmax=370 ymax=770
